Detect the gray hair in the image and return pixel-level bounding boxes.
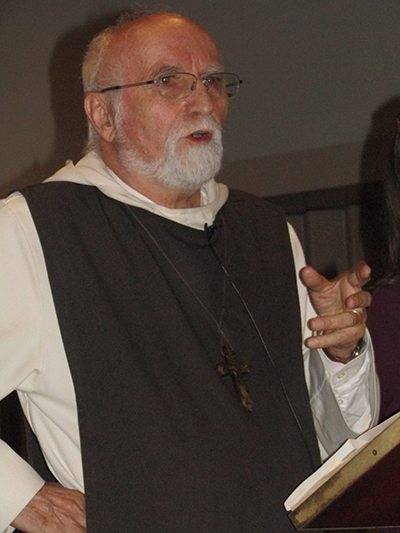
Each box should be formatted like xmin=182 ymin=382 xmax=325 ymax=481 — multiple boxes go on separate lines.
xmin=82 ymin=8 xmax=154 ymax=154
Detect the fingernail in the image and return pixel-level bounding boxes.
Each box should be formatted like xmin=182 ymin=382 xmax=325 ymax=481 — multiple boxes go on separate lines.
xmin=307 ymin=337 xmax=318 ymax=349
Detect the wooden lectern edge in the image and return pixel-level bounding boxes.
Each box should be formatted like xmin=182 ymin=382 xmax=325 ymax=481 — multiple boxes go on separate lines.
xmin=288 ymin=416 xmax=400 ymax=530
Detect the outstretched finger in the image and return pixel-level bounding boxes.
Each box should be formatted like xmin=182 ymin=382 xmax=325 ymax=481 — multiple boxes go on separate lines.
xmin=344 ymin=262 xmax=371 ymax=289
xmin=299 ymin=266 xmax=330 ymax=293
xmin=345 ymin=289 xmax=372 ymax=310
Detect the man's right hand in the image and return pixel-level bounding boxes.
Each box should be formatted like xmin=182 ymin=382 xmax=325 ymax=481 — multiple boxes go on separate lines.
xmin=11 ymin=482 xmax=86 ymax=532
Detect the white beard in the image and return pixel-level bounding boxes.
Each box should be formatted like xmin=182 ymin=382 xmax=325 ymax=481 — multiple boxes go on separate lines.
xmin=114 ymin=115 xmax=223 ymax=195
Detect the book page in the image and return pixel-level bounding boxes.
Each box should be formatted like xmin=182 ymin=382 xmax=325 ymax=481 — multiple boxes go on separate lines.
xmin=284 ymin=411 xmax=400 ymax=511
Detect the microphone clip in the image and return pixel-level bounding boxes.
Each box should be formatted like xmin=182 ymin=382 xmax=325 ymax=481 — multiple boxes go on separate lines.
xmin=205 ymin=223 xmax=216 ymax=242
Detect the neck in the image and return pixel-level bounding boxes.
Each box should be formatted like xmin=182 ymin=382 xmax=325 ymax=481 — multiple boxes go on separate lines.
xmin=131 ymin=182 xmax=202 ymax=209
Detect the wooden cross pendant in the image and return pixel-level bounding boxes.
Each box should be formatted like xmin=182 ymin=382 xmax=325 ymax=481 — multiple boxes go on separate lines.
xmin=216 ymin=345 xmax=254 ymax=412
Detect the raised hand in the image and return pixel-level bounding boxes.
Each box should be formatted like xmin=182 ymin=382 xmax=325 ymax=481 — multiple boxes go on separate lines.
xmin=300 ymin=262 xmax=371 ymax=362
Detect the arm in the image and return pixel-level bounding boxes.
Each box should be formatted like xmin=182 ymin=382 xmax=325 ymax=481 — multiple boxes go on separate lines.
xmin=0 ymin=442 xmax=44 ymax=532
xmin=0 ymin=194 xmax=86 ymax=532
xmin=367 ymin=284 xmax=400 ymax=420
xmin=0 ymin=194 xmax=46 ymax=530
xmin=288 ymin=225 xmax=379 ymax=459
xmin=11 ymin=483 xmax=86 ymax=533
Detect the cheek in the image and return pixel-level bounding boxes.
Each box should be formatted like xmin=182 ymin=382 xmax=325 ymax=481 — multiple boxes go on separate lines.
xmin=140 ymin=109 xmax=176 ymax=153
xmin=120 ymin=99 xmax=171 ymax=156
xmin=139 ymin=102 xmax=189 ymax=151
xmin=214 ymin=99 xmax=229 ymax=127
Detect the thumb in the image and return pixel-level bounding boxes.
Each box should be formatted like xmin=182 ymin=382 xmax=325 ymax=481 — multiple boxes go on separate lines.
xmin=299 ymin=266 xmax=330 ymax=293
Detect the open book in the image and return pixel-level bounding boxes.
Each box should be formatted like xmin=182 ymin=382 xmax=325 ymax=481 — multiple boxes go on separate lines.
xmin=285 ymin=411 xmax=400 ymax=530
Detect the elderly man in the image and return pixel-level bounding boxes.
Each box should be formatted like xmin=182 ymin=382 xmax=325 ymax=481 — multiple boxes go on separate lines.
xmin=1 ymin=11 xmax=377 ymax=533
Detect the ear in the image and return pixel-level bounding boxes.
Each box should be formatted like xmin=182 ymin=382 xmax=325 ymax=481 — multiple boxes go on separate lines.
xmin=84 ymin=92 xmax=116 ymax=143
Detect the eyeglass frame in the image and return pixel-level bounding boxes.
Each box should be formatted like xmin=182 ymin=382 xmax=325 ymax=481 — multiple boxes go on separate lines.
xmin=88 ymin=71 xmax=243 ymax=99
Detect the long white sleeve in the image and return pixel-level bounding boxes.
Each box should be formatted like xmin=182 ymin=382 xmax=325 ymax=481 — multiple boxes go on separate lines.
xmin=0 ymin=193 xmax=82 ymax=531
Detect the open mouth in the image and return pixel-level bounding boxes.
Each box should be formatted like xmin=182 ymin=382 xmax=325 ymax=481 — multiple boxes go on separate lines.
xmin=189 ymin=130 xmax=212 ymax=140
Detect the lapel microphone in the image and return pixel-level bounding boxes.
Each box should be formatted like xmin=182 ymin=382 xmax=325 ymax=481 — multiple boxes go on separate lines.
xmin=204 ymin=223 xmax=217 ymax=242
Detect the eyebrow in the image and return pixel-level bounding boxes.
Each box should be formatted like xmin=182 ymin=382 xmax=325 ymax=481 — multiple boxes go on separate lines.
xmin=150 ymin=63 xmax=225 ymax=79
xmin=150 ymin=64 xmax=183 ymax=78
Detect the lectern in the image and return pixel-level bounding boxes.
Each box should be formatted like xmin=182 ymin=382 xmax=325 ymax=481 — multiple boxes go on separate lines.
xmin=285 ymin=413 xmax=400 ymax=530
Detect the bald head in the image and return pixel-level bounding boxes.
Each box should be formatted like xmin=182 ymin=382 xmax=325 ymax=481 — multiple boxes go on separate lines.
xmin=82 ymin=13 xmax=221 ymax=94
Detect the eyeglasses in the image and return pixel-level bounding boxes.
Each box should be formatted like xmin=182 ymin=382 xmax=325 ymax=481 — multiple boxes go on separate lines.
xmin=95 ymin=72 xmax=242 ymax=100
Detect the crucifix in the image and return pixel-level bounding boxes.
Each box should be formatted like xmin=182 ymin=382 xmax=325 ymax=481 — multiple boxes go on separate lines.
xmin=216 ymin=345 xmax=254 ymax=412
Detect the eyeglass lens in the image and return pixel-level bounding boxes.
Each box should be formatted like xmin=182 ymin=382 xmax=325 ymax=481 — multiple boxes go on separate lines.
xmin=157 ymin=73 xmax=240 ymax=100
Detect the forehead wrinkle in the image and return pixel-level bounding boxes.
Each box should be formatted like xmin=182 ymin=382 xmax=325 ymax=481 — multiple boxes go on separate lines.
xmin=107 ymin=16 xmax=223 ymax=84
xmin=103 ymin=22 xmax=154 ymax=83
xmin=150 ymin=62 xmax=225 ymax=79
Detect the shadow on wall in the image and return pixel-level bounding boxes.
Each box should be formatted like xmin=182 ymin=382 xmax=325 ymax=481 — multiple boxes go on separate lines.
xmin=0 ymin=10 xmax=124 ymax=198
xmin=359 ymin=95 xmax=400 ymax=285
xmin=264 ymin=94 xmax=400 ymax=282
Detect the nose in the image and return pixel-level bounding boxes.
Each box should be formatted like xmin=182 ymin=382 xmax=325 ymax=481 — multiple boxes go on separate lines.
xmin=187 ymin=78 xmax=215 ymax=116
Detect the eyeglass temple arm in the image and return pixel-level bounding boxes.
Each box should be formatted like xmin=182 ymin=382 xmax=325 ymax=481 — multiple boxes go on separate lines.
xmin=100 ymin=80 xmax=155 ymax=94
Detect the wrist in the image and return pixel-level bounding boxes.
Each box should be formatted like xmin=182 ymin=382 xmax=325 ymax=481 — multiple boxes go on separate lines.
xmin=324 ymin=337 xmax=365 ymax=364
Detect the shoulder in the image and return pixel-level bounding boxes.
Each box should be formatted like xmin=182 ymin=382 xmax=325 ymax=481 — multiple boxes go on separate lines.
xmin=0 ymin=191 xmax=47 ymax=268
xmin=20 ymin=182 xmax=102 ymax=222
xmin=22 ymin=181 xmax=91 ymax=201
xmin=226 ymin=188 xmax=286 ymax=219
xmin=0 ymin=191 xmax=32 ymax=231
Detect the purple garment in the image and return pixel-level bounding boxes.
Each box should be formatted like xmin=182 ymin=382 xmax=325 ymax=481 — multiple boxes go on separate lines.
xmin=367 ymin=284 xmax=400 ymax=532
xmin=367 ymin=282 xmax=400 ymax=422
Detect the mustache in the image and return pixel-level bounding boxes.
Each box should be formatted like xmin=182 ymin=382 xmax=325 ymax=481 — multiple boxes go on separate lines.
xmin=172 ymin=115 xmax=223 ymax=139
